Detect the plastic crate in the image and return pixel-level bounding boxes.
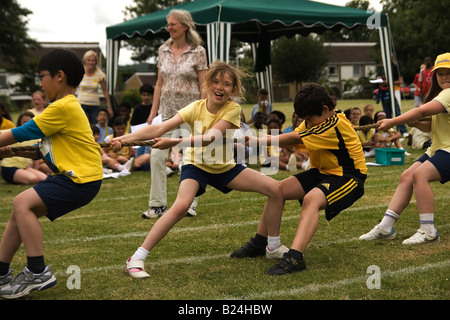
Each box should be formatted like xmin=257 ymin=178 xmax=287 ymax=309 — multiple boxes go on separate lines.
xmin=375 ymin=148 xmax=405 ymax=165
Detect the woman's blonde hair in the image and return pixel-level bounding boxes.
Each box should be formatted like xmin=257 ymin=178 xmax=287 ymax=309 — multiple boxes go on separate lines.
xmin=166 ymin=9 xmax=203 ymax=47
xmin=204 ymin=60 xmax=247 ymax=100
xmin=82 ymin=50 xmax=100 ymax=69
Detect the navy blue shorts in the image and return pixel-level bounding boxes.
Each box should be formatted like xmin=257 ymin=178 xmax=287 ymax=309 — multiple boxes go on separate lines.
xmin=416 ymin=150 xmax=450 ymax=184
xmin=33 ymin=174 xmax=102 ymax=221
xmin=1 ymin=166 xmax=19 ymax=183
xmin=293 ymin=168 xmax=366 ymax=221
xmin=179 ymin=164 xmax=247 ymax=197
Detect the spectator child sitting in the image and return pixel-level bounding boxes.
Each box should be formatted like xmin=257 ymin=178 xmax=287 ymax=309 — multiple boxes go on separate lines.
xmin=1 ymin=111 xmax=48 ymax=184
xmin=363 ymin=104 xmax=375 ymax=119
xmin=357 ymin=115 xmax=377 ymax=157
xmin=262 ymin=118 xmax=297 ymax=172
xmin=248 ymin=111 xmax=268 ymax=165
xmin=95 ymin=109 xmax=113 ymax=142
xmin=131 ymin=83 xmax=154 ymax=158
xmin=283 ymin=112 xmax=299 ymax=133
xmin=373 ymin=111 xmax=409 ymax=155
xmin=102 ymin=116 xmax=135 ymax=173
xmin=0 ymin=103 xmax=14 ymax=130
xmin=349 ymin=107 xmax=362 ymax=127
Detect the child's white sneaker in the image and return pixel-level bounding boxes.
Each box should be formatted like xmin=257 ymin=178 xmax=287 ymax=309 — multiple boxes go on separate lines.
xmin=265 ymin=244 xmax=289 ymax=260
xmin=359 ymin=224 xmax=396 ymax=241
xmin=402 ymin=229 xmax=439 ymax=245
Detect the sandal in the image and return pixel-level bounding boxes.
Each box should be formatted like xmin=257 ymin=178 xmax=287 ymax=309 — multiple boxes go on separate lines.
xmin=125 ymin=258 xmax=150 ymax=279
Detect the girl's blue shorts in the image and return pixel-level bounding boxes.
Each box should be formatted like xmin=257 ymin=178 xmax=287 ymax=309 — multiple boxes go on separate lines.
xmin=417 ymin=150 xmax=450 ymax=184
xmin=33 ymin=174 xmax=102 ymax=221
xmin=179 ymin=164 xmax=246 ymax=197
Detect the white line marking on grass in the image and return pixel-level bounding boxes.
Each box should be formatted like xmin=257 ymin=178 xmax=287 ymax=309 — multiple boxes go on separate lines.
xmin=225 ymin=259 xmax=450 ymax=300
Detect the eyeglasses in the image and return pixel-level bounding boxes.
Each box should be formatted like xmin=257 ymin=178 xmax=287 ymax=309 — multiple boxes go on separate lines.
xmin=38 ymin=73 xmax=51 ymax=81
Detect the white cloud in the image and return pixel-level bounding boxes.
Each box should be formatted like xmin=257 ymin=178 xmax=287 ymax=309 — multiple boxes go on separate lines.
xmin=18 ymin=0 xmax=134 ymax=64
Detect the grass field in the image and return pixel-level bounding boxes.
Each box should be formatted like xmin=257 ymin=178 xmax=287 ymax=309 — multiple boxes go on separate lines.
xmin=0 ymin=99 xmax=449 ymax=302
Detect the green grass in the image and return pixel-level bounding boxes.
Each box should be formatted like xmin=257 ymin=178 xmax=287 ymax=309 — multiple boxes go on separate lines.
xmin=1 ymin=98 xmax=449 ymax=301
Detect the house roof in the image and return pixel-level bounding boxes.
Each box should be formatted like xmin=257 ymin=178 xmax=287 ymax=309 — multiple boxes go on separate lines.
xmin=0 ymin=42 xmax=104 ymax=70
xmin=324 ymin=42 xmax=377 ymax=64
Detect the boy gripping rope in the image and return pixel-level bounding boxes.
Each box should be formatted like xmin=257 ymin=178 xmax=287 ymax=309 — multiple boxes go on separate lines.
xmin=0 ymin=49 xmax=103 ymax=299
xmin=232 ymin=83 xmax=367 ymax=275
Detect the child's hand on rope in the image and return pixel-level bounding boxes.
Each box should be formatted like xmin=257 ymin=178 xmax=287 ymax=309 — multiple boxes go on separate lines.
xmin=377 ymin=119 xmax=394 ymax=131
xmin=110 ymin=138 xmax=123 ymax=151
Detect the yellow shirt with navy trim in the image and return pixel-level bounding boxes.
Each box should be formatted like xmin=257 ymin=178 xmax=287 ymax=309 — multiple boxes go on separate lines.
xmin=33 ymin=94 xmax=103 ymax=183
xmin=429 ymin=88 xmax=450 ymax=155
xmin=295 ymin=112 xmax=367 ymax=177
xmin=177 ymin=99 xmax=241 ymax=174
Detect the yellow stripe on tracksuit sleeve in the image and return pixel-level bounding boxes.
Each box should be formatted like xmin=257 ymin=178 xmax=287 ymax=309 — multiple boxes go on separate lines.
xmin=327 ymin=179 xmax=358 ymax=205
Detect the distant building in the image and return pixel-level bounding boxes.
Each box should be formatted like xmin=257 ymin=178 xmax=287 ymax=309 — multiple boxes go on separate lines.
xmin=324 ymin=42 xmax=378 ymax=96
xmin=0 ymin=42 xmax=103 ymax=109
xmin=272 ymin=42 xmax=378 ymax=101
xmin=124 ymin=72 xmax=157 ymax=92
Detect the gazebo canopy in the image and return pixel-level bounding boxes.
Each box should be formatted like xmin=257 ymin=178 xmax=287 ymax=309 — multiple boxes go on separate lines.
xmin=106 ymin=0 xmax=395 ymax=112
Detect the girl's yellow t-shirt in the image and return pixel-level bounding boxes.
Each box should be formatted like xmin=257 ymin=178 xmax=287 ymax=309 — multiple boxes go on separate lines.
xmin=177 ymin=99 xmax=241 ymax=174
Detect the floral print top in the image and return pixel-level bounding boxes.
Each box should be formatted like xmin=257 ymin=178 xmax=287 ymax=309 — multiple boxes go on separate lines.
xmin=157 ymin=42 xmax=208 ymax=118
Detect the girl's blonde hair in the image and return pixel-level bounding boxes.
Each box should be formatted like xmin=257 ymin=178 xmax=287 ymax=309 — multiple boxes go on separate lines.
xmin=166 ymin=9 xmax=203 ymax=47
xmin=205 ymin=60 xmax=247 ymax=100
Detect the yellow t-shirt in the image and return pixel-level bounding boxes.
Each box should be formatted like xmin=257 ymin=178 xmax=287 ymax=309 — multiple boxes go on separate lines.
xmin=33 ymin=94 xmax=103 ymax=183
xmin=295 ymin=112 xmax=367 ymax=177
xmin=177 ymin=99 xmax=241 ymax=174
xmin=429 ymin=88 xmax=450 ymax=155
xmin=0 ymin=118 xmax=14 ymax=130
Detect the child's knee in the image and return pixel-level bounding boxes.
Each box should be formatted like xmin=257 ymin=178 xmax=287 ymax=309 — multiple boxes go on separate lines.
xmin=268 ymin=181 xmax=283 ymax=198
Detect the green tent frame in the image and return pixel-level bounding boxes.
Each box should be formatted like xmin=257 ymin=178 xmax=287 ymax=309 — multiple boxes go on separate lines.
xmin=106 ymin=0 xmax=396 ymax=114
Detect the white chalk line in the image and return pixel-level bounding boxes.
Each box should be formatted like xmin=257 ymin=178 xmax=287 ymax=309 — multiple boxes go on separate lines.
xmin=225 ymin=259 xmax=450 ymax=300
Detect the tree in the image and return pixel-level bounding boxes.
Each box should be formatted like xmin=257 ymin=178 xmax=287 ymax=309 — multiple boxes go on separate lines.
xmin=381 ymin=0 xmax=450 ymax=83
xmin=0 ymin=0 xmax=40 ymax=95
xmin=320 ymin=0 xmax=378 ymax=43
xmin=271 ymin=35 xmax=329 ymax=86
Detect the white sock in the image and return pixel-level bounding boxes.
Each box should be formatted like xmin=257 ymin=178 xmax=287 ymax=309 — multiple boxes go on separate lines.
xmin=130 ymin=247 xmax=149 ymax=261
xmin=267 ymin=236 xmax=281 ymax=251
xmin=419 ymin=213 xmax=435 ymax=235
xmin=379 ymin=209 xmax=400 ymax=232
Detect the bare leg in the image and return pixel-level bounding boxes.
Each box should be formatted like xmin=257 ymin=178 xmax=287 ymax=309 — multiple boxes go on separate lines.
xmin=141 ymin=179 xmax=199 ymax=251
xmin=226 ymin=168 xmax=284 ymax=237
xmin=0 ymin=188 xmax=47 ymax=262
xmin=412 ymin=161 xmax=441 ymax=214
xmin=387 ymin=161 xmax=423 ymax=214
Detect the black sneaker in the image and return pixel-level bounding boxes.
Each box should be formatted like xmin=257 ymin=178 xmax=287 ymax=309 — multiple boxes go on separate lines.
xmin=230 ymin=237 xmax=266 ymax=258
xmin=266 ymin=252 xmax=306 ymax=275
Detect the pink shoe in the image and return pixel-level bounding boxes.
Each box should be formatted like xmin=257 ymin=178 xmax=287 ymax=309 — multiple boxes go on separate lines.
xmin=125 ymin=258 xmax=150 ymax=279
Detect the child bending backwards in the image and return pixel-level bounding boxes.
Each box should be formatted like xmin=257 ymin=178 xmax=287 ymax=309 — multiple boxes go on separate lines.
xmin=231 ymin=83 xmax=367 ymax=276
xmin=0 ymin=49 xmax=103 ymax=299
xmin=111 ymin=61 xmax=286 ymax=279
xmin=360 ymin=52 xmax=450 ymax=244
